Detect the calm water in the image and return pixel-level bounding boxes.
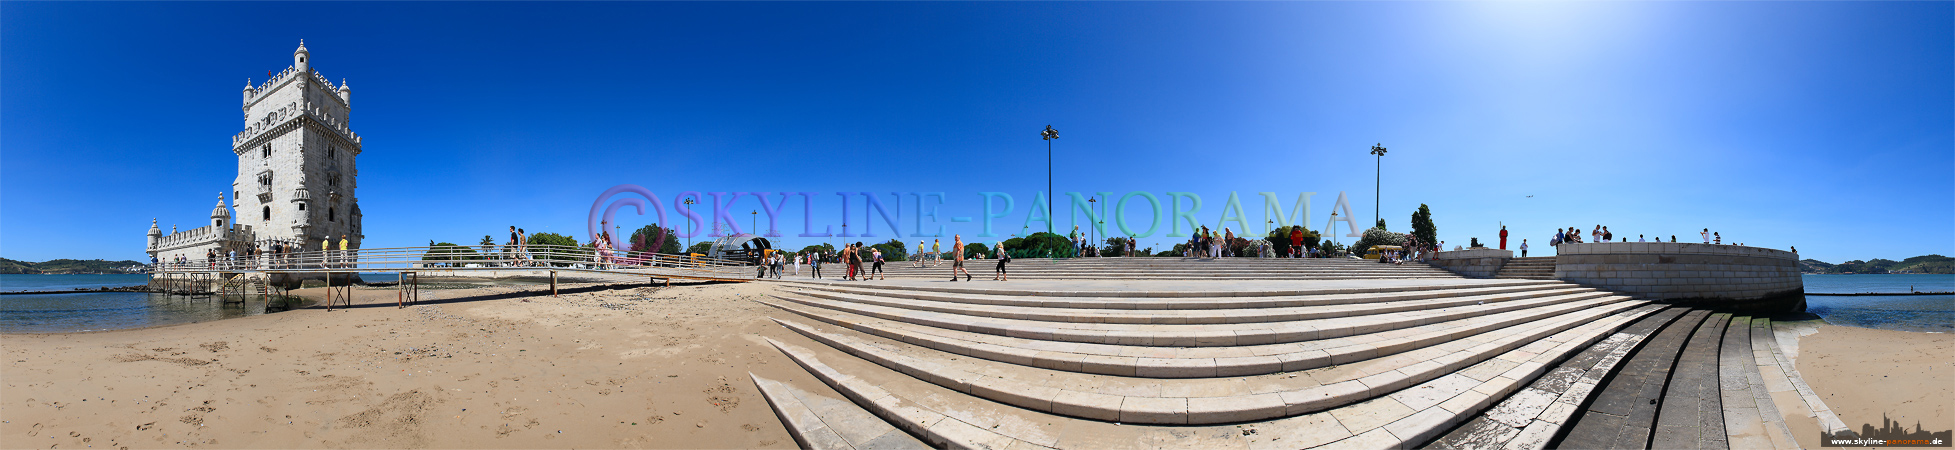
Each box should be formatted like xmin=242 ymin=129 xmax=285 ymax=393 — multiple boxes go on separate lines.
xmin=0 ymin=274 xmax=300 ymax=334
xmin=1803 ymin=274 xmax=1955 ymax=333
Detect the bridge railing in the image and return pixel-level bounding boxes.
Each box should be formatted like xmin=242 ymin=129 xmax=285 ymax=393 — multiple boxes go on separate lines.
xmin=152 ymin=244 xmax=752 ymax=277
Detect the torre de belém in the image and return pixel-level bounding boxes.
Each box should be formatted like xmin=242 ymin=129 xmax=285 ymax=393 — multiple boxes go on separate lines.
xmin=146 ymin=41 xmax=364 ymax=263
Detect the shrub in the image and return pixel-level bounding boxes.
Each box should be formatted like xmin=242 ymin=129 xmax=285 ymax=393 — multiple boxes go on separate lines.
xmin=1004 ymin=232 xmax=1074 ymax=258
xmin=798 ymin=243 xmax=836 ymax=256
xmin=686 ymin=242 xmax=714 ymax=256
xmin=1351 ymin=227 xmax=1407 ymax=257
xmin=1099 ymin=237 xmax=1135 ymax=257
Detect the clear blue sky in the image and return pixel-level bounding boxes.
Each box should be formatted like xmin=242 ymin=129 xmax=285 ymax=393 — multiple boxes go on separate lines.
xmin=3 ymin=2 xmax=1949 ymax=264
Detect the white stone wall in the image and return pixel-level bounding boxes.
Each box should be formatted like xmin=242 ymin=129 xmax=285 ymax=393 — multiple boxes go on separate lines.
xmin=1552 ymin=242 xmax=1803 ymax=311
xmin=1430 ymin=248 xmax=1512 ymax=278
xmin=228 ymin=55 xmax=360 ymax=250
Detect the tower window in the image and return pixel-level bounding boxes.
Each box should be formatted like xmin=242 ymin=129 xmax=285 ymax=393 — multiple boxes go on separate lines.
xmin=329 ymin=207 xmax=336 ymax=222
xmin=298 ymin=203 xmax=305 ymax=211
xmin=262 ymin=144 xmax=271 ymax=158
xmin=328 ymin=146 xmax=336 ymax=159
xmin=263 ymin=206 xmax=271 ymax=220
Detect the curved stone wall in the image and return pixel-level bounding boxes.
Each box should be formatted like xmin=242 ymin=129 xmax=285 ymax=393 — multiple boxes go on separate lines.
xmin=1430 ymin=248 xmax=1512 ymax=278
xmin=1553 ymin=242 xmax=1804 ymax=313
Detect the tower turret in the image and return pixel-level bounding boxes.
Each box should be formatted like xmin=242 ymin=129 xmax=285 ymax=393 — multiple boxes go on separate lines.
xmin=294 ymin=40 xmax=310 ymax=73
xmin=211 ymin=192 xmax=232 ymax=229
xmin=147 ymin=218 xmax=162 ymax=248
xmin=338 ymin=79 xmax=350 ymax=104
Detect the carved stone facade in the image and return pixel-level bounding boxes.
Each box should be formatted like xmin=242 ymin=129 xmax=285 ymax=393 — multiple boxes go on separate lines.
xmin=147 ymin=41 xmax=364 ymax=265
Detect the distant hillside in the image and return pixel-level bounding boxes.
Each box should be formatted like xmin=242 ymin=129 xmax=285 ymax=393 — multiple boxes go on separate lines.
xmin=1801 ymin=254 xmax=1953 ymax=274
xmin=0 ymin=258 xmax=148 ymax=274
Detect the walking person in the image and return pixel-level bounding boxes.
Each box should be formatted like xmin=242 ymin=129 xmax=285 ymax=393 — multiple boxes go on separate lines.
xmin=993 ymin=242 xmax=1010 ymax=281
xmin=931 ymin=239 xmax=942 ymax=267
xmin=339 ymin=234 xmax=351 ymax=269
xmin=1223 ymin=227 xmax=1235 ymax=257
xmin=811 ymin=252 xmax=823 ymax=279
xmin=1499 ymin=225 xmax=1508 ymax=250
xmin=517 ymin=228 xmax=530 ymax=267
xmin=948 ymin=235 xmax=972 ymax=281
xmin=870 ymin=247 xmax=885 ymax=280
xmin=914 ymin=240 xmax=926 ymax=268
xmin=1519 ymin=239 xmax=1529 ymax=257
xmin=793 ymin=253 xmax=801 ymax=276
xmin=1289 ymin=227 xmax=1304 ymax=259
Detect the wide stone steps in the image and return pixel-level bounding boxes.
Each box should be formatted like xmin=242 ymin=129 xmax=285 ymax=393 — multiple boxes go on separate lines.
xmin=767 ymin=301 xmax=1653 ymax=425
xmin=792 ymin=279 xmax=1563 ymax=310
xmin=1493 ymin=257 xmax=1558 ymax=280
xmin=833 ymin=258 xmax=1460 ymax=280
xmin=748 ymin=276 xmax=1833 ymax=449
xmin=765 ymin=304 xmax=1663 ymax=448
xmin=764 ymin=289 xmax=1624 ymax=349
xmin=751 ymin=372 xmax=930 ymax=450
xmin=782 ymin=284 xmax=1603 ymax=324
xmin=763 ymin=293 xmax=1639 ymax=380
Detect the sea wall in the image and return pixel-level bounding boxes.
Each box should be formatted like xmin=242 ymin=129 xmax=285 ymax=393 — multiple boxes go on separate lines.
xmin=1553 ymin=242 xmax=1804 ymax=313
xmin=1430 ymin=248 xmax=1512 ymax=279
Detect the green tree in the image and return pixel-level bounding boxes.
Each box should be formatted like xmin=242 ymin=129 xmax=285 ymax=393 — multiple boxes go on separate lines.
xmin=686 ymin=242 xmax=714 ymax=256
xmin=478 ymin=235 xmax=496 ymax=255
xmin=870 ymin=239 xmax=910 ymax=261
xmin=798 ymin=243 xmax=836 ymax=256
xmin=1375 ymin=218 xmax=1387 ymax=230
xmin=963 ymin=243 xmax=989 ymax=259
xmin=1099 ymin=236 xmax=1134 ymax=257
xmin=1002 ymin=232 xmax=1075 ymax=258
xmin=422 ymin=240 xmax=479 ymax=265
xmin=629 ymin=224 xmax=681 ymax=254
xmin=1351 ymin=227 xmax=1407 ymax=258
xmin=1410 ymin=204 xmax=1436 ymax=250
xmin=526 ymin=232 xmax=583 ymax=262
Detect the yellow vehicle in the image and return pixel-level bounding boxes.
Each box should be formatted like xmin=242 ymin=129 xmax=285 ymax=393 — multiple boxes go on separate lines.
xmin=1363 ymin=245 xmax=1403 ymax=260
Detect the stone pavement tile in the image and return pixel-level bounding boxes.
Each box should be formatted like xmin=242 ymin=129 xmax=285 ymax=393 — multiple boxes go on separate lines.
xmin=1118 ymin=396 xmax=1188 ymax=425
xmin=857 ymin=431 xmax=931 ymax=450
xmin=1501 ymin=419 xmax=1559 ymax=450
xmin=1187 ymin=393 xmax=1286 ymax=423
xmin=1556 ymin=411 xmax=1624 ymax=449
xmin=1483 ymin=387 xmax=1559 ymax=428
xmin=1329 ymin=397 xmax=1417 ymax=433
xmin=1432 ymin=417 xmax=1521 ymax=450
xmin=1157 ymin=377 xmax=1250 ymax=398
xmin=1047 ymin=419 xmax=1156 ymax=450
xmin=926 ymin=417 xmax=1021 ymax=450
xmin=1283 ymin=380 xmax=1370 ymax=414
xmin=1243 ymin=412 xmax=1353 ymax=450
xmin=1458 ymin=359 xmax=1522 ymax=382
xmin=1050 ymin=390 xmax=1123 ymax=421
xmin=1383 ymin=405 xmax=1466 ymax=446
xmin=1151 ymin=425 xmax=1250 ymax=450
xmin=1390 ymin=373 xmax=1482 ymax=411
xmin=1315 ymin=428 xmax=1402 ymax=450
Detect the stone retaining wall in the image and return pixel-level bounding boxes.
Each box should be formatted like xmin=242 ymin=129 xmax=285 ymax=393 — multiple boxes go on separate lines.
xmin=1430 ymin=248 xmax=1512 ymax=279
xmin=1553 ymin=242 xmax=1803 ymax=313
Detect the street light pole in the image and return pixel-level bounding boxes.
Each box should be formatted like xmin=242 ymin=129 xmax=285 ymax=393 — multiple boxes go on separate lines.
xmin=751 ymin=210 xmax=757 ymax=237
xmin=1370 ymin=143 xmax=1388 ymax=227
xmin=684 ymin=198 xmax=696 ymax=252
xmin=1042 ymin=125 xmax=1059 ymax=235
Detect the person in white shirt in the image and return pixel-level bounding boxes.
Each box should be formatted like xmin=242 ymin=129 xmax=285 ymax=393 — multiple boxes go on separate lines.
xmin=1701 ymin=228 xmax=1710 ymax=244
xmin=1638 ymin=235 xmax=1646 ymax=242
xmin=1519 ymin=240 xmax=1529 ymax=257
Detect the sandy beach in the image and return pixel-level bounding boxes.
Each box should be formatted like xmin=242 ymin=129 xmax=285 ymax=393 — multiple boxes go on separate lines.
xmin=2 ymin=279 xmax=804 ymax=449
xmin=1796 ymin=323 xmax=1955 ymax=440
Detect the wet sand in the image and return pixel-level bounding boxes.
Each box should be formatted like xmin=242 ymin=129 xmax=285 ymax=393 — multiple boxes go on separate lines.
xmin=2 ymin=279 xmax=803 ymax=449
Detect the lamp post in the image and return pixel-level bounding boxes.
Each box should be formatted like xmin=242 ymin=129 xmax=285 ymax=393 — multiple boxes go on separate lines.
xmin=1088 ymin=196 xmax=1097 ymax=250
xmin=1369 ymin=143 xmax=1388 ymax=226
xmin=683 ymin=197 xmax=696 ymax=251
xmin=1330 ymin=211 xmax=1341 ymax=246
xmin=1042 ymin=125 xmax=1059 ymax=235
xmin=750 ymin=210 xmax=757 ymax=237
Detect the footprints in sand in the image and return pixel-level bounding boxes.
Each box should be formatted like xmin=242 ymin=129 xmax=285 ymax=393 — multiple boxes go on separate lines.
xmin=705 ymin=375 xmax=743 ymax=412
xmin=198 ymin=341 xmax=229 ymax=352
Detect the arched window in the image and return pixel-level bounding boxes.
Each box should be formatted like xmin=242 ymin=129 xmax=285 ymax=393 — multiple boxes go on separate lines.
xmin=262 ymin=144 xmax=270 ymax=158
xmin=262 ymin=206 xmax=271 ymax=220
xmin=327 ymin=146 xmax=336 ymax=159
xmin=329 ymin=207 xmax=336 ymax=222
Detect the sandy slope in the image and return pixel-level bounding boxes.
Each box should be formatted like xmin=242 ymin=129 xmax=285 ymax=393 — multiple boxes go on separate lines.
xmin=2 ymin=280 xmax=805 ymax=449
xmin=1797 ymin=324 xmax=1954 ymax=439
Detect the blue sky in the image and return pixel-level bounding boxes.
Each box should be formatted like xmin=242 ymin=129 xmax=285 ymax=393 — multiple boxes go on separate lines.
xmin=3 ymin=1 xmax=1949 ymax=263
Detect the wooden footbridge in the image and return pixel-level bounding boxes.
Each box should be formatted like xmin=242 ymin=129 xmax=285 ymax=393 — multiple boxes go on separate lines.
xmin=149 ymin=244 xmax=757 ymax=309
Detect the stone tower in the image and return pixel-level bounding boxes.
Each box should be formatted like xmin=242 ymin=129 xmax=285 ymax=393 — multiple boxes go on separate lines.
xmin=231 ymin=40 xmax=363 ymax=249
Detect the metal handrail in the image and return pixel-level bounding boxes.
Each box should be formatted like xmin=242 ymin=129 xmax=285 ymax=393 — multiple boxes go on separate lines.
xmin=151 ymin=244 xmax=752 ymax=277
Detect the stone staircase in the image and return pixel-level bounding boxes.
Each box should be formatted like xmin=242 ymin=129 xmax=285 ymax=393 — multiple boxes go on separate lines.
xmin=812 ymin=257 xmax=1457 ymax=281
xmin=746 ymin=276 xmax=1830 ymax=449
xmin=1494 ymin=257 xmax=1557 ymax=280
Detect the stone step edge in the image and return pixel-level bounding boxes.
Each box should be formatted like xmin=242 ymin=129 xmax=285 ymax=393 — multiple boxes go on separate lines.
xmin=1427 ymin=307 xmax=1687 ymax=450
xmin=1717 ymin=316 xmax=1788 ymax=450
xmin=794 ymin=281 xmax=1579 ymax=311
xmin=1307 ymin=304 xmax=1668 ymax=449
xmin=786 ymin=285 xmax=1601 ymax=325
xmin=1745 ymin=318 xmax=1804 ymax=449
xmin=765 ymin=300 xmax=1649 ymax=425
xmin=750 ymin=372 xmax=930 ymax=450
xmin=760 ymin=294 xmax=1637 ymax=378
xmin=763 ymin=337 xmax=1047 ymax=450
xmin=765 ymin=289 xmax=1619 ymax=348
xmin=1762 ymin=320 xmax=1850 ymax=434
xmin=772 ymin=278 xmax=1552 ymax=298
